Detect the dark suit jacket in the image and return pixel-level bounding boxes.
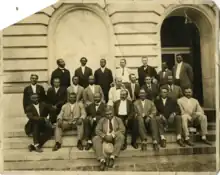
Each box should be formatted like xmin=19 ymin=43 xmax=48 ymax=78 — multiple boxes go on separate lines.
xmin=126 ymin=83 xmax=140 ymax=101
xmin=75 ymin=66 xmax=93 ymax=88
xmin=46 ymin=86 xmax=67 ymax=110
xmin=113 ymin=99 xmax=134 ymax=120
xmin=50 ymin=68 xmax=71 ymax=88
xmin=94 ymin=68 xmax=113 ymax=97
xmin=173 ymin=62 xmax=193 ymax=88
xmin=138 ymin=65 xmax=158 ymax=87
xmin=158 ymin=69 xmax=172 ymax=86
xmin=23 ymin=85 xmax=46 ymax=113
xmin=161 ymin=84 xmax=183 ymax=100
xmin=142 ymin=83 xmax=159 ymax=101
xmin=154 ymin=97 xmax=181 ymax=119
xmin=24 ymin=102 xmax=51 ymax=135
xmin=86 ymin=102 xmax=106 ymax=121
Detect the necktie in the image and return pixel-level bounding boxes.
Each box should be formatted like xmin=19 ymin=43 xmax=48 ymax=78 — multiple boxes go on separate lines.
xmin=109 ymin=119 xmax=113 ymax=133
xmin=122 ymin=68 xmax=124 ymax=76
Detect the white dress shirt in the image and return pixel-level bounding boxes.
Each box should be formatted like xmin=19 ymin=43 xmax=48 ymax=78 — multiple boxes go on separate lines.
xmin=72 ymin=85 xmax=78 ymax=93
xmin=101 ymin=67 xmax=105 ymax=73
xmin=95 ymin=102 xmax=100 ymax=111
xmin=89 ymin=85 xmax=95 ymax=94
xmin=131 ymin=83 xmax=135 ymax=99
xmin=31 ymin=84 xmax=37 ymax=93
xmin=141 ymin=100 xmax=145 ymax=108
xmin=81 ymin=66 xmax=85 ymax=74
xmin=115 ymin=67 xmax=131 ymax=83
xmin=33 ymin=104 xmax=40 ymax=115
xmin=54 ymin=87 xmax=59 ymax=93
xmin=118 ymin=100 xmax=127 ymax=115
xmin=175 ymin=62 xmax=183 ymax=79
xmin=162 ymin=98 xmax=167 ymax=105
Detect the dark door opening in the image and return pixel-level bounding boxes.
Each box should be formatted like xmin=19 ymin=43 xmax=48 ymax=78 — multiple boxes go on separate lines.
xmin=161 ymin=16 xmax=204 ymax=105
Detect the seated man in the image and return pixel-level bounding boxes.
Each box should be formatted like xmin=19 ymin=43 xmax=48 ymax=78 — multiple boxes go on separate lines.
xmin=142 ymin=75 xmax=159 ymax=101
xmin=25 ymin=94 xmax=53 ymax=152
xmin=83 ymin=75 xmax=105 ymax=106
xmin=47 ymin=77 xmax=67 ymax=124
xmin=92 ymin=106 xmax=125 ymax=171
xmin=134 ymin=89 xmax=161 ymax=151
xmin=52 ymin=92 xmax=86 ymax=151
xmin=84 ymin=92 xmax=106 ymax=150
xmin=154 ymin=87 xmax=185 ymax=148
xmin=108 ymin=77 xmax=131 ymax=106
xmin=114 ymin=89 xmax=138 ymax=150
xmin=67 ymin=76 xmax=84 ymax=102
xmin=178 ymin=87 xmax=212 ymax=146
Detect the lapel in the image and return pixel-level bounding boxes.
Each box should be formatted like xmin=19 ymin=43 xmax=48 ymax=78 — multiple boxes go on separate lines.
xmin=39 ymin=103 xmax=44 ymax=116
xmin=138 ymin=100 xmax=144 ymax=113
xmin=96 ymin=102 xmax=102 ymax=113
xmin=28 ymin=85 xmax=33 ymax=94
xmin=80 ymin=67 xmax=84 ymax=76
xmin=180 ymin=62 xmax=184 ymax=76
xmin=31 ymin=104 xmax=39 ymax=116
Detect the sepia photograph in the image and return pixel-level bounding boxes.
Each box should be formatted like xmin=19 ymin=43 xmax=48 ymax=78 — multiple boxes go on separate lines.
xmin=1 ymin=0 xmax=218 ymax=172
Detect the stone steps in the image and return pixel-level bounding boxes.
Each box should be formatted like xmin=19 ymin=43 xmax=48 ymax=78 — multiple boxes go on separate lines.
xmin=4 ymin=130 xmax=216 ymax=149
xmin=4 ymin=142 xmax=215 ymax=162
xmin=4 ymin=154 xmax=216 ymax=171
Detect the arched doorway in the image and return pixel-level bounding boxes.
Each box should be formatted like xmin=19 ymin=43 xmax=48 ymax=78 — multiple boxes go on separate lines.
xmin=48 ymin=4 xmax=116 ymax=82
xmin=160 ymin=6 xmax=215 ymax=108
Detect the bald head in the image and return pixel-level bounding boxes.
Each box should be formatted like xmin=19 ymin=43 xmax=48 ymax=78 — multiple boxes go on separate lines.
xmin=88 ymin=75 xmax=95 ymax=85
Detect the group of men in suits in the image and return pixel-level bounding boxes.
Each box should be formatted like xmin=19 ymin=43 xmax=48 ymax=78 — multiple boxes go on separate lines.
xmin=22 ymin=54 xmax=211 ymax=171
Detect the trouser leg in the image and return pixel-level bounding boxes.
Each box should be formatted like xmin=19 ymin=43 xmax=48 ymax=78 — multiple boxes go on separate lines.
xmin=83 ymin=118 xmax=92 ymax=141
xmin=127 ymin=118 xmax=139 ymax=144
xmin=181 ymin=114 xmax=191 ymax=139
xmin=75 ymin=119 xmax=84 ymax=141
xmin=193 ymin=114 xmax=208 ymax=136
xmin=92 ymin=136 xmax=105 ymax=161
xmin=137 ymin=116 xmax=148 ymax=141
xmin=147 ymin=117 xmax=160 ymax=142
xmin=39 ymin=125 xmax=53 ymax=147
xmin=54 ymin=121 xmax=72 ymax=143
xmin=112 ymin=133 xmax=125 ymax=157
xmin=32 ymin=121 xmax=41 ymax=145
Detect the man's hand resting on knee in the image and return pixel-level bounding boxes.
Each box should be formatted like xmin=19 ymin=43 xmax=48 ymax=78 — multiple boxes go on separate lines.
xmin=104 ymin=135 xmax=114 ymax=143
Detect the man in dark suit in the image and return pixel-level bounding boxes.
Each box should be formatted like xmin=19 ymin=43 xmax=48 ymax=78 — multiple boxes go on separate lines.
xmin=126 ymin=74 xmax=140 ymax=102
xmin=158 ymin=62 xmax=172 ymax=87
xmin=138 ymin=56 xmax=158 ymax=87
xmin=74 ymin=57 xmax=93 ymax=88
xmin=154 ymin=87 xmax=185 ymax=147
xmin=67 ymin=76 xmax=84 ymax=102
xmin=114 ymin=89 xmax=138 ymax=150
xmin=92 ymin=106 xmax=125 ymax=171
xmin=25 ymin=94 xmax=53 ymax=152
xmin=173 ymin=54 xmax=193 ymax=89
xmin=94 ymin=58 xmax=113 ymax=103
xmin=161 ymin=75 xmax=183 ymax=101
xmin=50 ymin=59 xmax=71 ymax=88
xmin=142 ymin=75 xmax=159 ymax=101
xmin=23 ymin=74 xmax=46 ymax=114
xmin=84 ymin=92 xmax=106 ymax=150
xmin=47 ymin=78 xmax=67 ymax=124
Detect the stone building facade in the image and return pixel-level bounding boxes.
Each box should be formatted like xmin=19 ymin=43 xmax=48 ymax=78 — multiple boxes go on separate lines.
xmin=2 ymin=0 xmax=217 ymax=119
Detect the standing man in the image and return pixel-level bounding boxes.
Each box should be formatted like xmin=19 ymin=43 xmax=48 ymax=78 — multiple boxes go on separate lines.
xmin=84 ymin=93 xmax=106 ymax=150
xmin=75 ymin=57 xmax=93 ymax=88
xmin=25 ymin=94 xmax=53 ymax=152
xmin=138 ymin=56 xmax=158 ymax=87
xmin=92 ymin=106 xmax=125 ymax=171
xmin=154 ymin=87 xmax=185 ymax=147
xmin=142 ymin=76 xmax=159 ymax=101
xmin=83 ymin=75 xmax=105 ymax=106
xmin=50 ymin=59 xmax=71 ymax=88
xmin=115 ymin=58 xmax=131 ymax=87
xmin=161 ymin=75 xmax=183 ymax=101
xmin=177 ymin=88 xmax=212 ymax=146
xmin=67 ymin=76 xmax=84 ymax=102
xmin=173 ymin=54 xmax=193 ymax=89
xmin=47 ymin=78 xmax=67 ymax=124
xmin=108 ymin=77 xmax=131 ymax=106
xmin=126 ymin=74 xmax=140 ymax=102
xmin=134 ymin=89 xmax=161 ymax=151
xmin=23 ymin=74 xmax=46 ymax=114
xmin=94 ymin=58 xmax=113 ymax=103
xmin=114 ymin=89 xmax=139 ymax=150
xmin=158 ymin=62 xmax=172 ymax=87
xmin=52 ymin=93 xmax=86 ymax=151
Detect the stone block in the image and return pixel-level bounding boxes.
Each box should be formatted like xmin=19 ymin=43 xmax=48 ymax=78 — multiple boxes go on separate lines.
xmin=18 ymin=14 xmax=50 ymax=25
xmin=4 ymin=48 xmax=47 ymax=58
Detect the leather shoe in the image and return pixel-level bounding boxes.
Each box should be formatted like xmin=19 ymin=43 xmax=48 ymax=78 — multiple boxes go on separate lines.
xmin=52 ymin=142 xmax=61 ymax=151
xmin=184 ymin=139 xmax=194 ymax=146
xmin=160 ymin=139 xmax=166 ymax=148
xmin=85 ymin=143 xmax=92 ymax=150
xmin=108 ymin=158 xmax=114 ymax=168
xmin=131 ymin=142 xmax=139 ymax=149
xmin=177 ymin=139 xmax=185 ymax=147
xmin=202 ymin=139 xmax=212 ymax=146
xmin=35 ymin=146 xmax=43 ymax=153
xmin=121 ymin=143 xmax=127 ymax=150
xmin=100 ymin=161 xmax=106 ymax=171
xmin=141 ymin=140 xmax=147 ymax=151
xmin=77 ymin=140 xmax=84 ymax=150
xmin=28 ymin=144 xmax=35 ymax=152
xmin=153 ymin=143 xmax=159 ymax=151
